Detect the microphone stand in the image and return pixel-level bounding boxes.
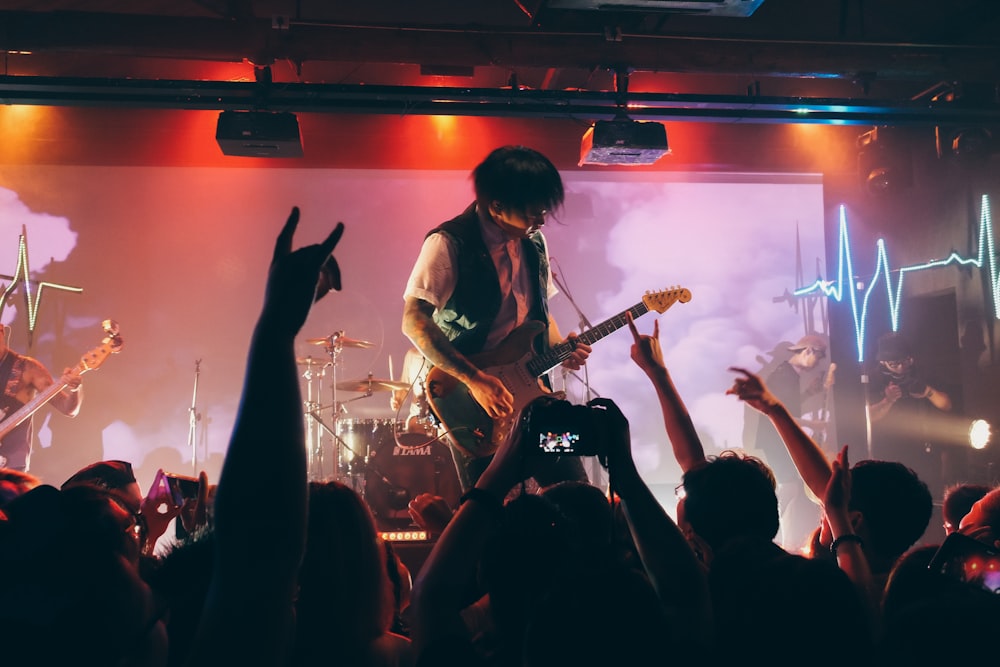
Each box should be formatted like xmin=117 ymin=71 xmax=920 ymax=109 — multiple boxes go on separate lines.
xmin=551 ymin=259 xmax=594 ymax=402
xmin=188 ymin=359 xmax=202 ymax=475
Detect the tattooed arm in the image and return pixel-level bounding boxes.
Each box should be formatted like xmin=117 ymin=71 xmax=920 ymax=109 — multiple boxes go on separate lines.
xmin=402 ymin=296 xmax=513 ymax=419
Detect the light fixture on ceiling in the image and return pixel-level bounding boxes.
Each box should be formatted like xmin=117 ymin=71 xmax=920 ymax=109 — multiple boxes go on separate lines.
xmin=579 ymin=69 xmax=670 ymax=166
xmin=215 ymin=65 xmax=304 ymax=158
xmin=216 ymin=110 xmax=304 ymax=158
xmin=579 ymin=117 xmax=670 ymax=166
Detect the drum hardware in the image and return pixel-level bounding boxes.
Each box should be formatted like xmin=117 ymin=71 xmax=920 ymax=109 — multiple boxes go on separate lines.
xmin=306 ymin=332 xmax=375 ymax=349
xmin=300 ymin=329 xmax=373 ymax=481
xmin=336 ymin=374 xmax=410 ymax=393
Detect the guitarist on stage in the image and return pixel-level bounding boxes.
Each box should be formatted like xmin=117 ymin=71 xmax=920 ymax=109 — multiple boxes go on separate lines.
xmin=402 ymin=146 xmax=591 ymax=491
xmin=0 ymin=323 xmax=83 ymax=471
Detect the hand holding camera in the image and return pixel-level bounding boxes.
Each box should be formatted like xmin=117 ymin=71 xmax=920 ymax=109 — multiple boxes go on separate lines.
xmin=141 ymin=469 xmax=205 ymax=553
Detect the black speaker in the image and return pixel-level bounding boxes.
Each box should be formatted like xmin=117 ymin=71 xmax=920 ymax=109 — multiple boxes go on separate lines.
xmin=215 ymin=111 xmax=303 ymax=158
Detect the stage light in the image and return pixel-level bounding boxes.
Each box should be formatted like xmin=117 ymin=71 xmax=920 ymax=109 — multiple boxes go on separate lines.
xmin=952 ymin=128 xmax=995 ymax=164
xmin=969 ymin=419 xmax=991 ymax=450
xmin=856 ymin=126 xmax=912 ymax=196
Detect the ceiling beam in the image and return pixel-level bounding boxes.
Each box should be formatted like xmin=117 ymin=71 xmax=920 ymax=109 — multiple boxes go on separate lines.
xmin=3 ymin=75 xmax=999 ymax=126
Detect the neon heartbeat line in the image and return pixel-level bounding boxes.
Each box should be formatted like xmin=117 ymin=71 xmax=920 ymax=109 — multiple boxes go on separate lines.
xmin=794 ymin=194 xmax=996 ymax=363
xmin=1 ymin=226 xmax=84 ymax=345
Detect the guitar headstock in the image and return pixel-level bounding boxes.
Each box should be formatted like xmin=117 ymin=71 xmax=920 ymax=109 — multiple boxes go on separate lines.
xmin=101 ymin=319 xmax=125 ymax=353
xmin=643 ymin=286 xmax=692 ymax=313
xmin=74 ymin=320 xmax=124 ymax=375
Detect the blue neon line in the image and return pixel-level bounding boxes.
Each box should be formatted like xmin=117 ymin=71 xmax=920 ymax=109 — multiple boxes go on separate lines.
xmin=794 ymin=195 xmax=995 ymax=362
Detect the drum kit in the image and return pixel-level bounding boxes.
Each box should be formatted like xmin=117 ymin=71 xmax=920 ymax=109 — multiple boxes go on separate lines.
xmin=298 ymin=331 xmax=461 ymax=530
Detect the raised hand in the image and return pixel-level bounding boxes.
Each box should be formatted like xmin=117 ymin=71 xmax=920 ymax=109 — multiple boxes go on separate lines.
xmin=627 ymin=311 xmax=664 ymax=376
xmin=726 ymin=366 xmax=782 ymax=416
xmin=407 ymin=492 xmax=455 ymax=535
xmin=262 ymin=206 xmax=345 ymax=336
xmin=823 ymin=445 xmax=851 ymax=515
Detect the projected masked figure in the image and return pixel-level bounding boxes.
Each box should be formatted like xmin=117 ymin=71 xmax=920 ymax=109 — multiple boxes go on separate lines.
xmin=867 ymin=332 xmax=952 ymax=493
xmin=401 ymin=146 xmax=591 ymax=492
xmin=750 ymin=333 xmax=834 ymax=549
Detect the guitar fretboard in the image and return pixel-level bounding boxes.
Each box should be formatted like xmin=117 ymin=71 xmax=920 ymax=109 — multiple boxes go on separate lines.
xmin=527 ymin=301 xmax=651 ymax=377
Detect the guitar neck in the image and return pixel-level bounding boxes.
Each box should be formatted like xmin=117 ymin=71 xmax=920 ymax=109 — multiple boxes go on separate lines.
xmin=0 ymin=381 xmax=68 ymax=440
xmin=527 ymin=301 xmax=650 ymax=377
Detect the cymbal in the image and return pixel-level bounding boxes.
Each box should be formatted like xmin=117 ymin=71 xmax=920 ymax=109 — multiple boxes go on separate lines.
xmin=336 ymin=378 xmax=410 ymax=392
xmin=306 ymin=333 xmax=374 ymax=349
xmin=296 ymin=357 xmax=329 ymax=366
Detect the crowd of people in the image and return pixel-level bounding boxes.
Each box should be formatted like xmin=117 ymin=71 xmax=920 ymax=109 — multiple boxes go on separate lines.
xmin=1 ymin=146 xmax=999 ymax=666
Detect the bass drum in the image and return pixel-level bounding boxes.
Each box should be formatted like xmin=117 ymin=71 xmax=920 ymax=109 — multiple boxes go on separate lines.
xmin=364 ymin=433 xmax=462 ymax=532
xmin=335 ymin=418 xmax=397 ymax=474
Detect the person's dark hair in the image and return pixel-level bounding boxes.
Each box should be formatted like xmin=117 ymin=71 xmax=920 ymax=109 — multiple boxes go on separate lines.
xmin=522 ymin=563 xmax=678 ymax=666
xmin=0 ymin=484 xmax=160 ymax=664
xmin=293 ymin=480 xmax=395 ymax=664
xmin=880 ymin=544 xmax=1000 ymax=663
xmin=472 ymin=145 xmax=564 ymax=217
xmin=710 ymin=537 xmax=873 ymax=662
xmin=681 ymin=450 xmax=780 ymax=551
xmin=942 ymin=482 xmax=992 ymax=531
xmin=849 ymin=460 xmax=933 ymax=561
xmin=144 ymin=529 xmax=217 ymax=667
xmin=62 ymin=459 xmax=136 ymax=492
xmin=478 ymin=492 xmax=576 ymax=657
xmin=0 ymin=468 xmax=41 ymax=506
xmin=61 ymin=460 xmax=141 ymax=514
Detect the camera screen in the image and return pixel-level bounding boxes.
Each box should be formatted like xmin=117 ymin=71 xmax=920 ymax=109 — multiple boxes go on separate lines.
xmin=537 ymin=431 xmax=581 ymax=454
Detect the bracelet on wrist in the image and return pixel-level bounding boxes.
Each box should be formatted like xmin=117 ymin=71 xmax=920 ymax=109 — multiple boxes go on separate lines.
xmin=830 ymin=533 xmax=864 ymax=556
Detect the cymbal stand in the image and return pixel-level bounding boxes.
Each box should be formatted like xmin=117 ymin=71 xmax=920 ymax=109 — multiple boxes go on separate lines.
xmin=302 ymin=354 xmax=333 ymax=481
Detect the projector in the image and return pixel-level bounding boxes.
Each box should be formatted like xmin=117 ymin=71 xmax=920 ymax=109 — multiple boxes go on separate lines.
xmin=579 ymin=120 xmax=670 ymax=166
xmin=216 ymin=111 xmax=303 ymax=158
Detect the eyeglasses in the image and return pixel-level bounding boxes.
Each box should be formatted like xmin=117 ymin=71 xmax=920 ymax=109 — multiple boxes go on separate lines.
xmin=674 ymin=483 xmax=687 ymax=500
xmin=523 ymin=208 xmax=549 ymax=223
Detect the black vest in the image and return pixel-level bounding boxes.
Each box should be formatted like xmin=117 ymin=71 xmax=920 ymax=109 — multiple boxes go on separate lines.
xmin=429 ymin=203 xmax=550 ymax=356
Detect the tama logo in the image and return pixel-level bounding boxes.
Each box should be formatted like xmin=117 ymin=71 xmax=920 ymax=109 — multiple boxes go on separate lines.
xmin=394 ymin=445 xmax=432 ymax=456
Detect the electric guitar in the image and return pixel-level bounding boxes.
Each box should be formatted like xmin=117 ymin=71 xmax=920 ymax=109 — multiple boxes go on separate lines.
xmin=424 ymin=287 xmax=691 ymax=458
xmin=0 ymin=320 xmax=124 ymax=441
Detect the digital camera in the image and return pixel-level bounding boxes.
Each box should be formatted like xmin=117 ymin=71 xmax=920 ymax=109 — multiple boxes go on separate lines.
xmin=523 ymin=396 xmax=612 ymax=456
xmin=928 ymin=531 xmax=1000 ymax=596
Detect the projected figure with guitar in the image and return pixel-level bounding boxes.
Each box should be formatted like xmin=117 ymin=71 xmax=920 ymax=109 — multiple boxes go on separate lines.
xmin=0 ymin=320 xmax=122 ymax=471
